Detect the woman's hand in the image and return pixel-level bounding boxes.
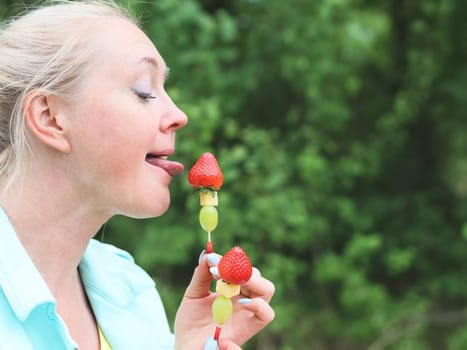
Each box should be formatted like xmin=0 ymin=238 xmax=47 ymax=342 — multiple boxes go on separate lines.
xmin=174 ymin=251 xmax=275 ymax=350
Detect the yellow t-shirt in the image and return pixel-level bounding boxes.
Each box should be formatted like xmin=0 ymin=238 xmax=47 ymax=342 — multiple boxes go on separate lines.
xmin=98 ymin=327 xmax=112 ymax=350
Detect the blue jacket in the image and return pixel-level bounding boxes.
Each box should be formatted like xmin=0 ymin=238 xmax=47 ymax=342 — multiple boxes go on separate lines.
xmin=0 ymin=207 xmax=175 ymax=349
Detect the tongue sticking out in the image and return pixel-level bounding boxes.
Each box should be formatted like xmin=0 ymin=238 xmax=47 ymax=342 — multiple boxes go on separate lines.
xmin=146 ymin=157 xmax=184 ymax=176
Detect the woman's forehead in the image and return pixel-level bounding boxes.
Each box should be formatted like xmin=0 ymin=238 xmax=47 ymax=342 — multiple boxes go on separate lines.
xmin=84 ymin=17 xmax=166 ymax=72
xmin=87 ymin=18 xmax=158 ymax=56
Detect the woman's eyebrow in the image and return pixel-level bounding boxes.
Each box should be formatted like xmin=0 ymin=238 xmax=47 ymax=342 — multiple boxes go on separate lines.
xmin=140 ymin=56 xmax=169 ymax=81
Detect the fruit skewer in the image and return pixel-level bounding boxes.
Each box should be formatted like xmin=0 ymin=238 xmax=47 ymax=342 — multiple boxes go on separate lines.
xmin=187 ymin=152 xmax=223 ymax=253
xmin=188 ymin=153 xmax=253 ymax=350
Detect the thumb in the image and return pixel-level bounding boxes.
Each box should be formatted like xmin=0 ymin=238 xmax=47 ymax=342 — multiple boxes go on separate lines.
xmin=183 ymin=253 xmax=213 ymax=298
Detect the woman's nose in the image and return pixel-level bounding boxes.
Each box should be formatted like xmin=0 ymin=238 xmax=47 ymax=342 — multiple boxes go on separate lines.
xmin=160 ymin=98 xmax=188 ymax=132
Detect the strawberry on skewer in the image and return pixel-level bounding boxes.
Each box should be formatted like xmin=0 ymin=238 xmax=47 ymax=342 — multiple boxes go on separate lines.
xmin=188 ymin=153 xmax=224 ymax=252
xmin=216 ymin=246 xmax=253 ymax=299
xmin=218 ymin=246 xmax=253 ymax=285
xmin=188 ymin=152 xmax=223 ymax=206
xmin=188 ymin=152 xmax=224 ymax=189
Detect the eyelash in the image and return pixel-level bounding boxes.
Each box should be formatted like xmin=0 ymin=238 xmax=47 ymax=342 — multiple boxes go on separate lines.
xmin=134 ymin=90 xmax=156 ymax=102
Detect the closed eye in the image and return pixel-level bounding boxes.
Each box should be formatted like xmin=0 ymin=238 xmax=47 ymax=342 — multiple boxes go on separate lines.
xmin=133 ymin=89 xmax=156 ymax=102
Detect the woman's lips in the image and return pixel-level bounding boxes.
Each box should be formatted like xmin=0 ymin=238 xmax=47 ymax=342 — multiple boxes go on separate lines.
xmin=146 ymin=157 xmax=184 ymax=176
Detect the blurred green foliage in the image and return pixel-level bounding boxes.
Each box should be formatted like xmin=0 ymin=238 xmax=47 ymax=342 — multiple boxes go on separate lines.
xmin=2 ymin=0 xmax=467 ymax=349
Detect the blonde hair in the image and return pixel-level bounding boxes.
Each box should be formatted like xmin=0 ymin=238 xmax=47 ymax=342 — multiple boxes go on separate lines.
xmin=0 ymin=0 xmax=135 ymax=194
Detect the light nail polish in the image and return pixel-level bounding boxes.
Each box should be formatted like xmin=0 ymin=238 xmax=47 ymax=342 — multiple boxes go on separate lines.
xmin=198 ymin=249 xmax=206 ymax=265
xmin=207 ymin=254 xmax=220 ymax=265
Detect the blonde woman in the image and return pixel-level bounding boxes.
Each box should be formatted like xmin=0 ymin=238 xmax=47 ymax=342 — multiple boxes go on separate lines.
xmin=0 ymin=1 xmax=275 ymax=349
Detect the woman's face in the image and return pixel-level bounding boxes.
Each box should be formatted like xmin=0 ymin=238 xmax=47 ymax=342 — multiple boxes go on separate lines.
xmin=65 ymin=18 xmax=188 ymax=218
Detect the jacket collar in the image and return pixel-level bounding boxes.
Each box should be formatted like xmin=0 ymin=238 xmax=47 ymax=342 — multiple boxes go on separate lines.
xmin=0 ymin=207 xmax=55 ymax=321
xmin=79 ymin=239 xmax=155 ymax=308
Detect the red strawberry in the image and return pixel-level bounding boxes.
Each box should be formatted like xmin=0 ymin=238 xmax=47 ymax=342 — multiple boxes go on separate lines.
xmin=188 ymin=153 xmax=224 ymax=189
xmin=218 ymin=246 xmax=253 ymax=285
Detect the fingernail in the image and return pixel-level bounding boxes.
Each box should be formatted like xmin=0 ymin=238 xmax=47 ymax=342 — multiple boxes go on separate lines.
xmin=206 ymin=253 xmax=220 ymax=266
xmin=203 ymin=336 xmax=218 ymax=350
xmin=238 ymin=298 xmax=251 ymax=305
xmin=198 ymin=249 xmax=206 ymax=265
xmin=209 ymin=266 xmax=220 ymax=279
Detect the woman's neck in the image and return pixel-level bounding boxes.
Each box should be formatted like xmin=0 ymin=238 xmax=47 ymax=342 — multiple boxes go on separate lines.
xmin=0 ymin=171 xmax=109 ymax=296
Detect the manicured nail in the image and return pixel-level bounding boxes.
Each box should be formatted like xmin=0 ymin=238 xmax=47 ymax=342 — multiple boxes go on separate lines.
xmin=238 ymin=298 xmax=251 ymax=305
xmin=203 ymin=336 xmax=218 ymax=350
xmin=198 ymin=249 xmax=206 ymax=265
xmin=209 ymin=267 xmax=220 ymax=279
xmin=206 ymin=253 xmax=220 ymax=266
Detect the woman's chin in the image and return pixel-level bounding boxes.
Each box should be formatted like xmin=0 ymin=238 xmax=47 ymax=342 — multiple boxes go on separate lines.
xmin=122 ymin=195 xmax=170 ymax=219
xmin=144 ymin=194 xmax=171 ymax=218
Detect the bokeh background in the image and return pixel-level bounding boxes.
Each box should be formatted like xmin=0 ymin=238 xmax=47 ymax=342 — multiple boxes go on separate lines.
xmin=2 ymin=0 xmax=467 ymax=349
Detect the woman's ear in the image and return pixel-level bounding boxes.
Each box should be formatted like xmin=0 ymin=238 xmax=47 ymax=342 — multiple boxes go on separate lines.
xmin=23 ymin=91 xmax=72 ymax=154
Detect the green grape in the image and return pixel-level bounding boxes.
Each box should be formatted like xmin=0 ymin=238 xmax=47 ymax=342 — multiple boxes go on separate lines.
xmin=199 ymin=205 xmax=218 ymax=232
xmin=212 ymin=295 xmax=233 ymax=325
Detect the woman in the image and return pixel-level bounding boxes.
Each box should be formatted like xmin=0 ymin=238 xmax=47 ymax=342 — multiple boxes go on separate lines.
xmin=0 ymin=1 xmax=275 ymax=349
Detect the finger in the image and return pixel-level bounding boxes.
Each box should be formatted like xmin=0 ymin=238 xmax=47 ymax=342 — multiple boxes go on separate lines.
xmin=237 ymin=297 xmax=276 ymax=324
xmin=240 ymin=268 xmax=275 ymax=302
xmin=183 ymin=254 xmax=213 ymax=299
